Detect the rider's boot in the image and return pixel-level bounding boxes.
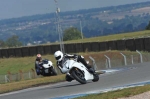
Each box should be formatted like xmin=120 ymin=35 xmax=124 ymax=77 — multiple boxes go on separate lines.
xmin=86 ymin=64 xmax=96 ymax=74
xmin=77 ymin=56 xmax=96 ymax=74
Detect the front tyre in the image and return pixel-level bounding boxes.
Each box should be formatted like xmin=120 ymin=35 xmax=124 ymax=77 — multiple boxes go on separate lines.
xmin=49 ymin=67 xmax=57 ymax=76
xmin=71 ymin=69 xmax=87 ymax=84
xmin=51 ymin=68 xmax=57 ymax=75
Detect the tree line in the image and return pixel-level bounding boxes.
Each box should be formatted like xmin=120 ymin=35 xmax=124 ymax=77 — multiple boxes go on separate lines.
xmin=0 ymin=1 xmax=150 ymax=46
xmin=0 ymin=35 xmax=22 ymax=48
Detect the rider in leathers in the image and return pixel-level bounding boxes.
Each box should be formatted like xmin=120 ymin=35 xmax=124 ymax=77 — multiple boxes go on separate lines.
xmin=54 ymin=50 xmax=95 ymax=82
xmin=35 ymin=54 xmax=43 ymax=75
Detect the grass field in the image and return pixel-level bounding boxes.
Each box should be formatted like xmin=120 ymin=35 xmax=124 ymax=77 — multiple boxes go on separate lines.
xmin=0 ymin=55 xmax=56 ymax=75
xmin=1 ymin=30 xmax=150 ymax=98
xmin=1 ymin=51 xmax=150 ymax=75
xmin=1 ymin=30 xmax=150 ymax=75
xmin=64 ymin=30 xmax=150 ymax=43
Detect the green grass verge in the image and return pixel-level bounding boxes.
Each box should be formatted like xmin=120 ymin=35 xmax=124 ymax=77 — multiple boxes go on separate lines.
xmin=1 ymin=50 xmax=150 ymax=75
xmin=0 ymin=74 xmax=65 ymax=94
xmin=75 ymin=84 xmax=150 ymax=99
xmin=0 ymin=55 xmax=56 ymax=75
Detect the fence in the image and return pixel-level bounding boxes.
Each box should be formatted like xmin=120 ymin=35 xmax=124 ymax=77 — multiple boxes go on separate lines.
xmin=0 ymin=69 xmax=37 ymax=84
xmin=1 ymin=37 xmax=150 ymax=58
xmin=1 ymin=51 xmax=150 ymax=84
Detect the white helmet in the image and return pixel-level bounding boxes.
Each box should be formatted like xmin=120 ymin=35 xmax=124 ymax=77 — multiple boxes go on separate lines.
xmin=54 ymin=50 xmax=63 ymax=62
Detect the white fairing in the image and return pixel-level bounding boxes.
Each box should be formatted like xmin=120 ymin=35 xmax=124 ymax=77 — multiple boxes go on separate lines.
xmin=62 ymin=59 xmax=94 ymax=80
xmin=43 ymin=61 xmax=52 ymax=68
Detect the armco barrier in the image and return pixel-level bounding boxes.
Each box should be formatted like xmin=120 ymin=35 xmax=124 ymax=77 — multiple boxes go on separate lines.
xmin=1 ymin=37 xmax=150 ymax=58
xmin=91 ymin=42 xmax=100 ymax=52
xmin=21 ymin=47 xmax=29 ymax=57
xmin=29 ymin=46 xmax=37 ymax=56
xmin=107 ymin=41 xmax=117 ymax=50
xmin=65 ymin=43 xmax=76 ymax=53
xmin=144 ymin=37 xmax=150 ymax=52
xmin=125 ymin=39 xmax=136 ymax=51
xmin=83 ymin=42 xmax=91 ymax=52
xmin=14 ymin=48 xmax=22 ymax=57
xmin=43 ymin=45 xmax=52 ymax=54
xmin=50 ymin=44 xmax=60 ymax=53
xmin=37 ymin=46 xmax=44 ymax=54
xmin=8 ymin=48 xmax=15 ymax=57
xmin=116 ymin=40 xmax=126 ymax=50
xmin=135 ymin=38 xmax=145 ymax=51
xmin=75 ymin=43 xmax=83 ymax=53
xmin=99 ymin=41 xmax=108 ymax=51
xmin=1 ymin=49 xmax=9 ymax=58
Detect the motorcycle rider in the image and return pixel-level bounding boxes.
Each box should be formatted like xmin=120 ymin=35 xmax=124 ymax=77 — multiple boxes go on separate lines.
xmin=35 ymin=54 xmax=43 ymax=75
xmin=54 ymin=50 xmax=96 ymax=82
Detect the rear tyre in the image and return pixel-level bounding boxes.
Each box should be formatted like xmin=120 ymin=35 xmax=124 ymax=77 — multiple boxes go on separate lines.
xmin=71 ymin=69 xmax=87 ymax=84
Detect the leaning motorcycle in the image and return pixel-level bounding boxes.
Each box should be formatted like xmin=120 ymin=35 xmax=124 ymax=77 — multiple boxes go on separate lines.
xmin=62 ymin=58 xmax=99 ymax=84
xmin=38 ymin=59 xmax=57 ymax=76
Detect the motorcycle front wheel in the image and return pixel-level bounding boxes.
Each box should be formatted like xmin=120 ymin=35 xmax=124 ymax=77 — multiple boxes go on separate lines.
xmin=71 ymin=68 xmax=87 ymax=84
xmin=50 ymin=67 xmax=57 ymax=76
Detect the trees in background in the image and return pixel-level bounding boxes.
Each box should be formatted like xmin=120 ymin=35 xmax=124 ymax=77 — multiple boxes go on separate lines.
xmin=0 ymin=40 xmax=5 ymax=48
xmin=0 ymin=35 xmax=22 ymax=48
xmin=0 ymin=1 xmax=150 ymax=44
xmin=63 ymin=27 xmax=82 ymax=41
xmin=146 ymin=21 xmax=150 ymax=30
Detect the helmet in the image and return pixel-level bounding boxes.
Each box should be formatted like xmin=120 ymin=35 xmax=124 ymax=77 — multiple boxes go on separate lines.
xmin=54 ymin=51 xmax=63 ymax=62
xmin=36 ymin=54 xmax=42 ymax=61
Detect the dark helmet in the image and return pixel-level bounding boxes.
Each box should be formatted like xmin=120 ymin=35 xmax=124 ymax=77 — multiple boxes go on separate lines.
xmin=36 ymin=54 xmax=42 ymax=61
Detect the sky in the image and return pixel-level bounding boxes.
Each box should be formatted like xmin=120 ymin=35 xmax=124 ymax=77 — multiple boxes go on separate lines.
xmin=0 ymin=0 xmax=150 ymax=20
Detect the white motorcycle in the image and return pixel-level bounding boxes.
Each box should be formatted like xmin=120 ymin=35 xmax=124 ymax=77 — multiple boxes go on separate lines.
xmin=62 ymin=58 xmax=99 ymax=84
xmin=39 ymin=59 xmax=57 ymax=76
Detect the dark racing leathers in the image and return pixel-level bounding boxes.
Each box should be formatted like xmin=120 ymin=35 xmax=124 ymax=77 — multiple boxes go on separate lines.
xmin=56 ymin=54 xmax=95 ymax=81
xmin=35 ymin=59 xmax=43 ymax=75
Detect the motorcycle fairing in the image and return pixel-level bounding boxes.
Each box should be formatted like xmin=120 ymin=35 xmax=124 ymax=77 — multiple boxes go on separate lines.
xmin=63 ymin=60 xmax=94 ymax=80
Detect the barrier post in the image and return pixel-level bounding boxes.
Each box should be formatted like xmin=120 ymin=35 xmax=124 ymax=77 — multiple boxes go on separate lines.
xmin=89 ymin=56 xmax=98 ymax=70
xmin=31 ymin=68 xmax=36 ymax=78
xmin=120 ymin=52 xmax=127 ymax=65
xmin=136 ymin=50 xmax=143 ymax=63
xmin=29 ymin=71 xmax=31 ymax=79
xmin=7 ymin=71 xmax=12 ymax=82
xmin=104 ymin=55 xmax=111 ymax=68
xmin=131 ymin=55 xmax=134 ymax=64
xmin=19 ymin=70 xmax=23 ymax=80
xmin=5 ymin=75 xmax=10 ymax=83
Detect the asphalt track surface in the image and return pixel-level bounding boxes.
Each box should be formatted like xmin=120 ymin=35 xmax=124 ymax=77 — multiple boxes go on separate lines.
xmin=0 ymin=62 xmax=150 ymax=99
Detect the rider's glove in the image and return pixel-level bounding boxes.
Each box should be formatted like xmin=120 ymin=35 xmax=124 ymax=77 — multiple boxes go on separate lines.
xmin=74 ymin=54 xmax=78 ymax=58
xmin=74 ymin=54 xmax=78 ymax=61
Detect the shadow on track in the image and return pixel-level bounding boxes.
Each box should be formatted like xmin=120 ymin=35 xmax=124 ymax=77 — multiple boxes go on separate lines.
xmin=51 ymin=81 xmax=92 ymax=89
